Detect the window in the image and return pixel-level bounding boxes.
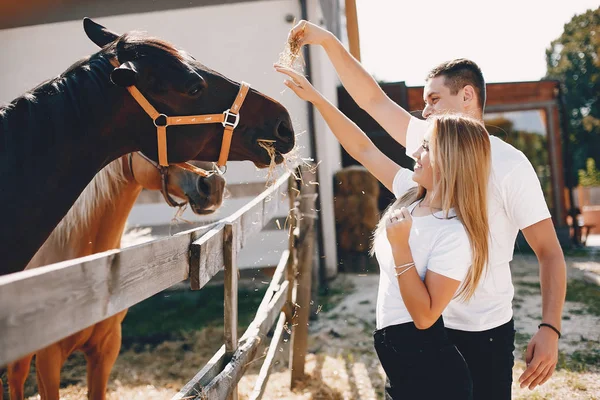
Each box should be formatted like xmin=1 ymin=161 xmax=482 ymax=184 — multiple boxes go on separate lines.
xmin=485 ymin=109 xmax=554 ymax=213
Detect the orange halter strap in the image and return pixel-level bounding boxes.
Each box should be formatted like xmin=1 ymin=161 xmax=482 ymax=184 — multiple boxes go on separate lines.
xmin=109 ymin=57 xmax=250 ymax=174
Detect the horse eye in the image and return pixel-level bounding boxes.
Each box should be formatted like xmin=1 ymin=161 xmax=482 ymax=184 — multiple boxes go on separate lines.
xmin=188 ymin=86 xmax=202 ymax=96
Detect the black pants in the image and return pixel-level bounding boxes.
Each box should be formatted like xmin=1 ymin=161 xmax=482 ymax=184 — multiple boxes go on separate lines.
xmin=373 ymin=318 xmax=473 ymax=400
xmin=446 ymin=319 xmax=516 ymax=400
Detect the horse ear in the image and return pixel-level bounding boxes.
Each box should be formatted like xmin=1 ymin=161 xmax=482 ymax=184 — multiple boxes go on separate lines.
xmin=110 ymin=62 xmax=138 ymax=87
xmin=83 ymin=17 xmax=119 ymax=48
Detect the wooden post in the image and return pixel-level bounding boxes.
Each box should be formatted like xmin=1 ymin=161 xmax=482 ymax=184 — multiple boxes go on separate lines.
xmin=223 ymin=223 xmax=238 ymax=400
xmin=285 ymin=175 xmax=299 ymax=324
xmin=290 ymin=166 xmax=318 ymax=388
xmin=345 ymin=0 xmax=361 ymax=61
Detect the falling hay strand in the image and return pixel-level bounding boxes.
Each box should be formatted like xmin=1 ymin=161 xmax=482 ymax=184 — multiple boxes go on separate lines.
xmin=258 ymin=140 xmax=279 ymax=187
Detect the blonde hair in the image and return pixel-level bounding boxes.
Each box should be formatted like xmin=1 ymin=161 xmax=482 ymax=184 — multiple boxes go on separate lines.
xmin=373 ymin=114 xmax=491 ymax=302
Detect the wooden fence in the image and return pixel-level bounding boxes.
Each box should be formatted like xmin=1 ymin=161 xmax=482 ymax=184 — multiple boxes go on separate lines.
xmin=0 ymin=166 xmax=318 ymax=400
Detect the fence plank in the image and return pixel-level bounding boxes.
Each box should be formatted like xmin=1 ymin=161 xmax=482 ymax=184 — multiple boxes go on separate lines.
xmin=253 ymin=250 xmax=288 ymax=320
xmin=0 ymin=227 xmax=208 ymax=367
xmin=248 ymin=312 xmax=287 ymax=400
xmin=189 ymin=173 xmax=290 ymax=290
xmin=290 ymin=167 xmax=318 ymax=387
xmin=188 ymin=281 xmax=289 ymax=400
xmin=171 ymin=345 xmax=227 ymax=400
xmin=224 ymin=173 xmax=290 ymax=253
xmin=223 ymin=223 xmax=239 ymax=400
xmin=285 ymin=175 xmax=299 ymax=325
xmin=174 ymin=275 xmax=289 ymax=400
xmin=190 ymin=224 xmax=225 ymax=290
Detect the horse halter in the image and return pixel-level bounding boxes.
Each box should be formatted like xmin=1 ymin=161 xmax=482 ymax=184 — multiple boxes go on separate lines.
xmin=109 ymin=57 xmax=250 ymax=174
xmin=128 ymin=152 xmax=188 ymax=208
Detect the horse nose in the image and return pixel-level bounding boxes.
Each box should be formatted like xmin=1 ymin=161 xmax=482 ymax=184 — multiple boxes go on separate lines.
xmin=196 ymin=176 xmax=212 ymax=199
xmin=274 ymin=118 xmax=294 ymax=146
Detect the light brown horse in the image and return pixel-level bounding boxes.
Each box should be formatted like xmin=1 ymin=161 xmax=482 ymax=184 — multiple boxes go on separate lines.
xmin=5 ymin=153 xmax=225 ymax=400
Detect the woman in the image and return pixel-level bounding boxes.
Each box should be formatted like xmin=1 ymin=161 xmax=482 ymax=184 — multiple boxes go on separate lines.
xmin=275 ymin=61 xmax=491 ymax=399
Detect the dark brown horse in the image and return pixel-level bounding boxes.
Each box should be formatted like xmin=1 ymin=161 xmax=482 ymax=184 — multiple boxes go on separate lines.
xmin=0 ymin=18 xmax=294 ymax=276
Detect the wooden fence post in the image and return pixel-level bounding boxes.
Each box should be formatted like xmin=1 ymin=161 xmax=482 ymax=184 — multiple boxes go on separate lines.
xmin=290 ymin=165 xmax=318 ymax=388
xmin=223 ymin=223 xmax=238 ymax=400
xmin=285 ymin=175 xmax=299 ymax=324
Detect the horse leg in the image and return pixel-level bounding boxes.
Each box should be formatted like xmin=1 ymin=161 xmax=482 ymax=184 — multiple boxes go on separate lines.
xmin=35 ymin=345 xmax=66 ymax=400
xmin=7 ymin=354 xmax=34 ymax=400
xmin=85 ymin=322 xmax=123 ymax=400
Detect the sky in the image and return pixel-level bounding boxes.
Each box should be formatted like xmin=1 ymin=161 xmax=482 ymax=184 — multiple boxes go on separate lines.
xmin=355 ymin=0 xmax=598 ymax=86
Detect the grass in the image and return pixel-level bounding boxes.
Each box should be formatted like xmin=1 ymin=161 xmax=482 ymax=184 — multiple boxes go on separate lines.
xmin=121 ymin=275 xmax=351 ymax=350
xmin=515 ymin=281 xmax=541 ymax=297
xmin=121 ymin=285 xmax=268 ymax=349
xmin=565 ymin=280 xmax=600 ymax=316
xmin=316 ymin=278 xmax=355 ymax=315
xmin=557 ymin=347 xmax=600 ymax=372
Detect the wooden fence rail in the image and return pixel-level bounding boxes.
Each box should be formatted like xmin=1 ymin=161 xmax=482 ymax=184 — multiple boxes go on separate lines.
xmin=0 ymin=165 xmax=318 ymax=400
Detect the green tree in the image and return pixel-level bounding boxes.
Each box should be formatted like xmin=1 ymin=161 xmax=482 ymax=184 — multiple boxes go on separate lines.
xmin=579 ymin=158 xmax=600 ymax=186
xmin=545 ymin=7 xmax=600 ymax=187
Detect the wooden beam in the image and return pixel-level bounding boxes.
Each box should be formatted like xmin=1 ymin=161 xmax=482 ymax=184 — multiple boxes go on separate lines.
xmin=189 ymin=173 xmax=290 ymax=290
xmin=290 ymin=167 xmax=318 ymax=388
xmin=345 ymin=0 xmax=361 ymax=61
xmin=248 ymin=312 xmax=287 ymax=400
xmin=0 ymin=228 xmax=207 ymax=367
xmin=225 ymin=182 xmax=271 ymax=198
xmin=252 ymin=250 xmax=289 ymax=319
xmin=190 ymin=224 xmax=226 ymax=290
xmin=223 ymin=223 xmax=239 ymax=400
xmin=285 ymin=175 xmax=299 ymax=324
xmin=0 ymin=173 xmax=292 ymax=366
xmin=171 ymin=345 xmax=227 ymax=400
xmin=189 ymin=281 xmax=289 ymax=399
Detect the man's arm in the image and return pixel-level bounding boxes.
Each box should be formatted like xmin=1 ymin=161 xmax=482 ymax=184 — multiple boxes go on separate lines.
xmin=290 ymin=20 xmax=412 ymax=147
xmin=502 ymin=158 xmax=566 ymax=390
xmin=519 ymin=219 xmax=566 ymax=389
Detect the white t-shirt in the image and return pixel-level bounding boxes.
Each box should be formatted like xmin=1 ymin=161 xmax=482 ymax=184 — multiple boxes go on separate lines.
xmin=405 ymin=116 xmax=551 ymax=331
xmin=374 ymin=168 xmax=472 ymax=330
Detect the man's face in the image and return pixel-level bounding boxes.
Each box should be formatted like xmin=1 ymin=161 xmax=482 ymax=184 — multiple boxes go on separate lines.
xmin=422 ymin=76 xmax=464 ymax=119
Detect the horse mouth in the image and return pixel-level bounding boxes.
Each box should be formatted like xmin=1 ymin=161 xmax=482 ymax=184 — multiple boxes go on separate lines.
xmin=256 ymin=139 xmax=285 ymax=167
xmin=190 ymin=203 xmax=219 ymax=215
xmin=192 ymin=207 xmax=217 ymax=215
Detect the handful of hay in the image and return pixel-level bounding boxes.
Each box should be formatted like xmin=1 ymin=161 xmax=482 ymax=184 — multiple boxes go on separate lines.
xmin=277 ymin=21 xmax=305 ymax=72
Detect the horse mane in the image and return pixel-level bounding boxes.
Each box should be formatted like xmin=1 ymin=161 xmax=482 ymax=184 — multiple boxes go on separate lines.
xmin=0 ymin=31 xmax=185 ymax=114
xmin=54 ymin=158 xmax=127 ymax=245
xmin=0 ymin=31 xmax=188 ymax=168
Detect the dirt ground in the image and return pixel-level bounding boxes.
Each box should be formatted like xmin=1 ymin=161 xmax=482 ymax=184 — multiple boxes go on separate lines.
xmin=6 ymin=252 xmax=599 ymax=400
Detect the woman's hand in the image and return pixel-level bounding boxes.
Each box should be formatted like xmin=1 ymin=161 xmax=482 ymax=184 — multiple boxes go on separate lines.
xmin=287 ymin=20 xmax=334 ymax=48
xmin=386 ymin=207 xmax=412 ymax=254
xmin=274 ymin=64 xmax=323 ymax=103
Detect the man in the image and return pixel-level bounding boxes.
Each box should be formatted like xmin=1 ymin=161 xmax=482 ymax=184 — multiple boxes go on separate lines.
xmin=287 ymin=20 xmax=566 ymax=399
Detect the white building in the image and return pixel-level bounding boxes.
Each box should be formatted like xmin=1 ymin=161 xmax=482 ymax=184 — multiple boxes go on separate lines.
xmin=0 ymin=0 xmax=347 ymax=279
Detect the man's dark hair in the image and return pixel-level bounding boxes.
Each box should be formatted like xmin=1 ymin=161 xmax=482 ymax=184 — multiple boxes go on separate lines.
xmin=427 ymin=59 xmax=486 ymax=111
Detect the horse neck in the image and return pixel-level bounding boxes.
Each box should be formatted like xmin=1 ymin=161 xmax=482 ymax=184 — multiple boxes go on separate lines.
xmin=88 ymin=158 xmax=143 ymax=253
xmin=0 ymin=56 xmax=148 ymax=275
xmin=26 ymin=157 xmax=143 ymax=268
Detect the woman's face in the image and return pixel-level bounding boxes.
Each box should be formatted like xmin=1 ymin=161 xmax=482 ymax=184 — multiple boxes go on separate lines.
xmin=411 ymin=127 xmax=435 ymax=190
